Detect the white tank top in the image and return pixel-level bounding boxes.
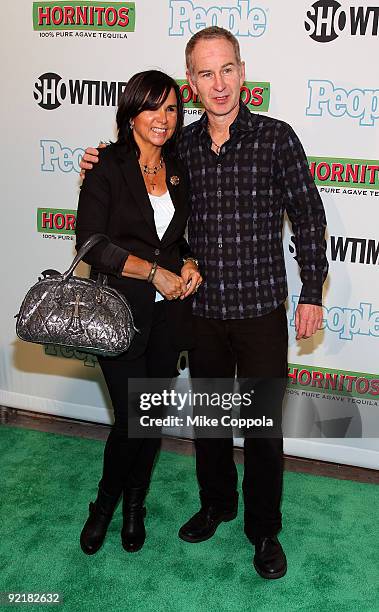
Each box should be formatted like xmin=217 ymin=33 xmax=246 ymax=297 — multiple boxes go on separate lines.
xmin=148 ymin=191 xmax=175 ymax=302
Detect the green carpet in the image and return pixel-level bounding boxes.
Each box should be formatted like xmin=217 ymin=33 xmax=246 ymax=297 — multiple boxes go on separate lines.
xmin=0 ymin=426 xmax=378 ymax=612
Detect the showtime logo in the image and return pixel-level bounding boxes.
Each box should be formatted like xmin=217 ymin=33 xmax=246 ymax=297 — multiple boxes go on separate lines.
xmin=289 ymin=234 xmax=379 ymax=266
xmin=305 ymin=1 xmax=379 ymax=43
xmin=34 ymin=72 xmax=127 ymax=110
xmin=290 ymin=296 xmax=379 ymax=340
xmin=33 ymin=1 xmax=135 ymax=31
xmin=330 ymin=237 xmax=379 ymax=265
xmin=306 ymin=80 xmax=379 ymax=126
xmin=40 ymin=140 xmax=84 ymax=172
xmin=169 ymin=0 xmax=267 ymax=37
xmin=177 ymin=79 xmax=270 ymax=112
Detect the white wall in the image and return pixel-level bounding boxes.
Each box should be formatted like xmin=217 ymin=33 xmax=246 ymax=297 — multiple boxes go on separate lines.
xmin=1 ymin=0 xmax=378 ymax=468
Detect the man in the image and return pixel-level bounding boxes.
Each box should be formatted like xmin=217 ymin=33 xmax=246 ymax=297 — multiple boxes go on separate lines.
xmin=80 ymin=26 xmax=328 ymax=579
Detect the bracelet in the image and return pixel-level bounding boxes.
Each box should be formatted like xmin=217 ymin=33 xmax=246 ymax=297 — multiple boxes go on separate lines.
xmin=147 ymin=261 xmax=158 ymax=283
xmin=182 ymin=257 xmax=199 ymax=268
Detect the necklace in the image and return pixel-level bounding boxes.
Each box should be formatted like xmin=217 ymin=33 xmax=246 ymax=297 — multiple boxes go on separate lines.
xmin=207 ymin=127 xmax=224 ymax=156
xmin=139 ymin=157 xmax=164 ymax=192
xmin=210 ymin=139 xmax=221 ymax=155
xmin=140 ymin=158 xmax=164 ymax=175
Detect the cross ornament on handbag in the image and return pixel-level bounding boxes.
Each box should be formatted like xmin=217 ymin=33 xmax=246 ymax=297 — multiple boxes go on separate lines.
xmin=15 ymin=234 xmax=138 ymax=356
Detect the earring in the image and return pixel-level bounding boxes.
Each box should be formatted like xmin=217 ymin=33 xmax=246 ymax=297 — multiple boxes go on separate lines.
xmin=129 ymin=120 xmax=134 ymax=129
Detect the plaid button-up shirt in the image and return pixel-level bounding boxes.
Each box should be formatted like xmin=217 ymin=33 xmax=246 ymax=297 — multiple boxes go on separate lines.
xmin=178 ymin=103 xmax=328 ymax=320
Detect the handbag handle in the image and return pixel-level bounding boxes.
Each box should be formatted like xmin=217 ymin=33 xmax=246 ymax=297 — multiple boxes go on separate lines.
xmin=62 ymin=234 xmax=110 ymax=281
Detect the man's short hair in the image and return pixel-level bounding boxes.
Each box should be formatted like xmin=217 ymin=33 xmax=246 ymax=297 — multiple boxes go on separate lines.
xmin=185 ymin=26 xmax=242 ymax=78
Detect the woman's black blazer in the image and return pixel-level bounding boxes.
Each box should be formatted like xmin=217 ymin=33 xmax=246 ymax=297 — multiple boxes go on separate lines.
xmin=75 ymin=143 xmax=194 ymax=360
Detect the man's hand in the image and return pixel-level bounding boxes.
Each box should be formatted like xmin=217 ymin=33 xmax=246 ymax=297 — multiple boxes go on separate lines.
xmin=180 ymin=262 xmax=203 ymax=299
xmin=295 ymin=304 xmax=323 ymax=340
xmin=79 ymin=143 xmax=106 ymax=179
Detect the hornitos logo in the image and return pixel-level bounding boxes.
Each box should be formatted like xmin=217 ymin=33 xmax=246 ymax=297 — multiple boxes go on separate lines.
xmin=308 ymin=156 xmax=379 ymax=196
xmin=306 ymin=80 xmax=379 ymax=126
xmin=33 ymin=1 xmax=135 ymax=37
xmin=169 ymin=0 xmax=267 ymax=37
xmin=288 ymin=363 xmax=379 ymax=401
xmin=177 ymin=79 xmax=270 ymax=116
xmin=305 ymin=1 xmax=379 ymax=43
xmin=41 ymin=140 xmax=84 ymax=172
xmin=290 ymin=296 xmax=379 ymax=341
xmin=34 ymin=73 xmax=127 ymax=110
xmin=45 ymin=345 xmax=97 ymax=367
xmin=37 ymin=207 xmax=77 ymax=238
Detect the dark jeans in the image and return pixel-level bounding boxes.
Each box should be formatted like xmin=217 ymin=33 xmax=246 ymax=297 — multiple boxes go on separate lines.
xmin=188 ymin=304 xmax=288 ymax=542
xmin=97 ymin=301 xmax=179 ymax=496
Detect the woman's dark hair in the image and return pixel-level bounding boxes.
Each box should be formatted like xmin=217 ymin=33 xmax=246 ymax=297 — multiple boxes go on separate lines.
xmin=116 ymin=70 xmax=184 ymax=158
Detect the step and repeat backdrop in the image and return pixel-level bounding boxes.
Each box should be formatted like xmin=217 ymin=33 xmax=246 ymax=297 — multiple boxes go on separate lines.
xmin=1 ymin=1 xmax=378 ymax=468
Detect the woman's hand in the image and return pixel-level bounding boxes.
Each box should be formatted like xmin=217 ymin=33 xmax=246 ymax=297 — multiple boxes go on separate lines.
xmin=180 ymin=262 xmax=203 ymax=299
xmin=152 ymin=267 xmax=187 ymax=300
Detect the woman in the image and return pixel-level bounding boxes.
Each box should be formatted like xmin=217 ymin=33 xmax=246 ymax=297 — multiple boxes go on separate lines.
xmin=75 ymin=70 xmax=202 ymax=555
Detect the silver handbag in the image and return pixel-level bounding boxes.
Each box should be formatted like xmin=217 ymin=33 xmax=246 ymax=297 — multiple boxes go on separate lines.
xmin=16 ymin=234 xmax=138 ymax=356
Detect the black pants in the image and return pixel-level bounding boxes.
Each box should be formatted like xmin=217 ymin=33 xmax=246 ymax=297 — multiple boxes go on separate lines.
xmin=97 ymin=302 xmax=179 ymax=496
xmin=188 ymin=304 xmax=288 ymax=542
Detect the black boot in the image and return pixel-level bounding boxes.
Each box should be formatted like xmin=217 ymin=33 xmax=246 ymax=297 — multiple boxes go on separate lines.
xmin=121 ymin=487 xmax=147 ymax=553
xmin=80 ymin=486 xmax=120 ymax=555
